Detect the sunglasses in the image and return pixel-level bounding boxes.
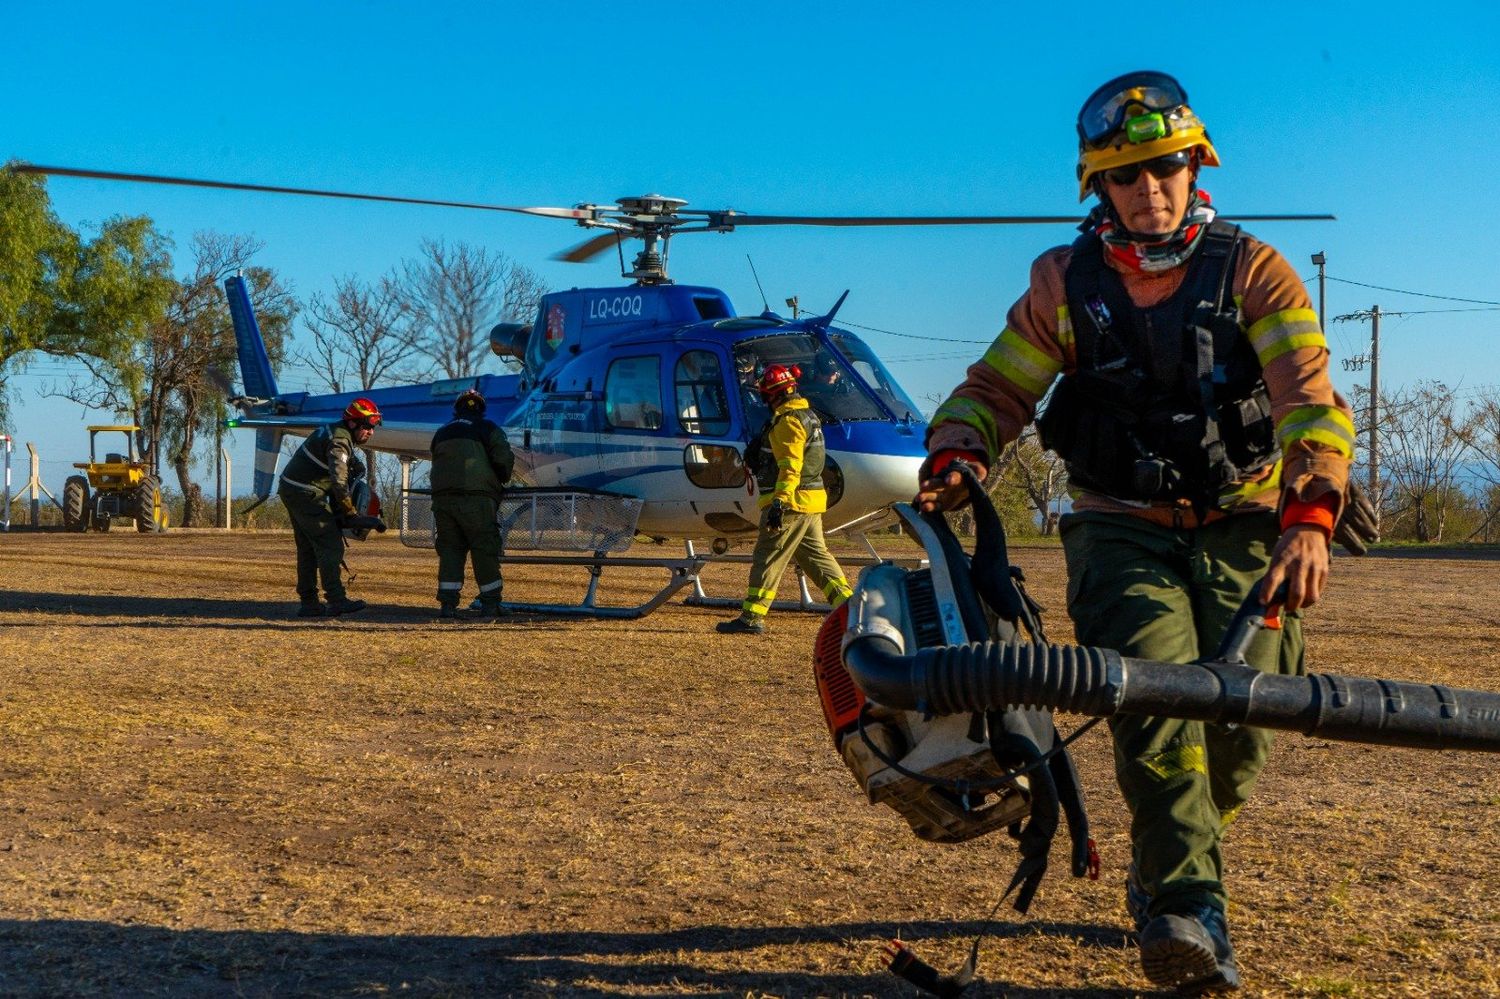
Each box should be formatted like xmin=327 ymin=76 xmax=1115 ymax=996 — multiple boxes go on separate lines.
xmin=1101 ymin=151 xmax=1193 ymax=186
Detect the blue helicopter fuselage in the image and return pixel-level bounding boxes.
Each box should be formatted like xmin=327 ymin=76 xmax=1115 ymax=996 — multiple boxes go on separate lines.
xmin=228 ymin=278 xmax=928 ymax=540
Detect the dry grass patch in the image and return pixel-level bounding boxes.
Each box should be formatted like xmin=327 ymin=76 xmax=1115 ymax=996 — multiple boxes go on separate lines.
xmin=0 ymin=532 xmax=1496 ymax=996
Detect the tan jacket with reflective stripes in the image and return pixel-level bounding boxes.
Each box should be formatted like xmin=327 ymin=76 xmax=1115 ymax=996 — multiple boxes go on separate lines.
xmin=927 ymin=234 xmax=1354 ymax=519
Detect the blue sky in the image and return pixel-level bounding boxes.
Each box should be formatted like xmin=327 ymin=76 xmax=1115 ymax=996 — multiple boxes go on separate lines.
xmin=5 ymin=1 xmax=1499 ymax=501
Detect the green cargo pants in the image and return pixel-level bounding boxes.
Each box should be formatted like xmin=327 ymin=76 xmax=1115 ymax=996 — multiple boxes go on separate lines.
xmin=280 ymin=485 xmax=347 ymax=602
xmin=1060 ymin=509 xmax=1304 ymax=917
xmin=432 ymin=494 xmax=502 ymax=609
xmin=740 ymin=507 xmax=852 ymax=618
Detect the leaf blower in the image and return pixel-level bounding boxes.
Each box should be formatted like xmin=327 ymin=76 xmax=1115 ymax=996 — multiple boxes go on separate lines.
xmin=815 ymin=462 xmax=1500 ymax=996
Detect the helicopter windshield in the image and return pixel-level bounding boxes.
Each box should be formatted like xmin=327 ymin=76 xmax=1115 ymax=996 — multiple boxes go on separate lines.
xmin=732 ymin=332 xmax=921 ymax=427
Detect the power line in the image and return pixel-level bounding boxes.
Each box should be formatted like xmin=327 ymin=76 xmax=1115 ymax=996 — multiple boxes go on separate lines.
xmin=1326 ymin=275 xmax=1500 ymax=306
xmin=839 ymin=318 xmax=989 ymax=344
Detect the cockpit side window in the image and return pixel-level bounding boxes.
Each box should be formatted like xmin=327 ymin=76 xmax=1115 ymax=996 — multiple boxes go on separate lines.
xmin=604 ymin=355 xmax=664 ymax=430
xmin=674 ymin=350 xmax=731 ymax=437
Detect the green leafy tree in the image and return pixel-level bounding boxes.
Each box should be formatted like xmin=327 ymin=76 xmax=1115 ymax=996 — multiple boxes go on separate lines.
xmin=0 ymin=166 xmax=76 ymax=427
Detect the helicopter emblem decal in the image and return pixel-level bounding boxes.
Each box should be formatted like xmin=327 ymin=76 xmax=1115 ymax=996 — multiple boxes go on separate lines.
xmin=545 ymin=303 xmax=566 ymax=351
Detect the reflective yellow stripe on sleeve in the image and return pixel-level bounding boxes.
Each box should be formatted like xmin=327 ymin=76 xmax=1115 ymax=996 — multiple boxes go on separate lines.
xmin=1055 ymin=304 xmax=1075 ymax=354
xmin=979 ymin=327 xmax=1061 ymax=398
xmin=1278 ymin=404 xmax=1356 ymax=458
xmin=931 ymin=396 xmax=1002 ymax=460
xmin=1247 ymin=308 xmax=1326 ymax=367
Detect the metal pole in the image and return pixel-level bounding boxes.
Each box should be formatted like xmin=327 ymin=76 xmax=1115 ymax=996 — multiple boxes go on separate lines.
xmin=1369 ymin=305 xmax=1380 ymax=516
xmin=1 ymin=435 xmax=11 ymax=531
xmin=27 ymin=443 xmax=40 ymax=526
xmin=215 ymin=422 xmax=224 ymax=528
xmin=220 ymin=446 xmax=232 ymax=529
xmin=1310 ymin=252 xmax=1326 ymax=336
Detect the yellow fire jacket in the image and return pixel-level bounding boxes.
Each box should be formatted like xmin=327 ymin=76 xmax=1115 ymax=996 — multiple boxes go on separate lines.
xmin=760 ymin=396 xmax=828 ymax=513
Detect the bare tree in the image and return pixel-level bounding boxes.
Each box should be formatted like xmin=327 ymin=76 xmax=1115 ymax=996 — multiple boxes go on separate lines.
xmin=299 ymin=272 xmax=432 ymax=488
xmin=1377 ymin=380 xmax=1470 ymax=542
xmin=399 ymin=239 xmax=545 ymax=379
xmin=300 ymin=274 xmax=425 ymax=393
xmin=1454 ymin=388 xmax=1500 ymax=541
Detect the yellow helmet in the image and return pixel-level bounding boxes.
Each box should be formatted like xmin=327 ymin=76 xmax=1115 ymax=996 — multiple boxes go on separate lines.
xmin=1075 ymin=70 xmax=1220 ymax=201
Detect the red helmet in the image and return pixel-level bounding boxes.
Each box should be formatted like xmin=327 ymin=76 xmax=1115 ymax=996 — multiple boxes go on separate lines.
xmin=343 ymin=397 xmax=382 ymax=428
xmin=757 ymin=364 xmax=801 ymax=401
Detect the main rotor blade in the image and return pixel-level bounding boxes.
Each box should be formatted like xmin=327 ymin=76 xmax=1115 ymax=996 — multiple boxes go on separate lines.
xmin=12 ymin=164 xmax=594 ymax=220
xmin=724 ymin=213 xmax=1084 ymax=226
xmin=719 ymin=212 xmax=1335 ymax=226
xmin=555 ymin=232 xmax=621 ymax=263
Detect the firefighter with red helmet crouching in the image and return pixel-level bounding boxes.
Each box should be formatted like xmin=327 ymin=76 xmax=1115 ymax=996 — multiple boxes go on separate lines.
xmin=717 ymin=364 xmax=853 ymax=634
xmin=430 ymin=388 xmax=514 ymax=619
xmin=277 ymin=397 xmax=382 ymax=618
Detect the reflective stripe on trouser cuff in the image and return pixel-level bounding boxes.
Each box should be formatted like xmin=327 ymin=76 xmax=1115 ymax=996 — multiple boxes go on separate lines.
xmin=478 ymin=579 xmax=502 ymax=593
xmin=822 ymin=577 xmax=852 ymax=601
xmin=438 ymin=581 xmax=463 ymax=591
xmin=742 ymin=587 xmax=775 ymax=615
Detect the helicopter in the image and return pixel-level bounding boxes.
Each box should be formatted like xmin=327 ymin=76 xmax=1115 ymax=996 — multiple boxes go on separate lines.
xmin=17 ymin=165 xmax=1333 ymax=613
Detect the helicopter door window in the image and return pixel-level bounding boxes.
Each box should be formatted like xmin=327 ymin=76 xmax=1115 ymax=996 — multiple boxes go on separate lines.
xmin=674 ymin=350 xmax=731 ymax=437
xmin=604 ymin=355 xmax=664 ymax=430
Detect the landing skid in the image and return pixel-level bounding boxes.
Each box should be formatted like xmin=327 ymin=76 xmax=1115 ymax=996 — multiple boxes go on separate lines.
xmin=478 ymin=552 xmax=709 ymax=620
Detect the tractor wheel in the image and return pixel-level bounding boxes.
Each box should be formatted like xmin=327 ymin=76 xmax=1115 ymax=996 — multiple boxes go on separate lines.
xmin=134 ymin=476 xmax=165 ymax=533
xmin=63 ymin=476 xmax=90 ymax=532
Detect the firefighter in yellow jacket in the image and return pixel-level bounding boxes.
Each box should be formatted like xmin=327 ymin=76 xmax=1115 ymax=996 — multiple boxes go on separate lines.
xmin=717 ymin=364 xmax=852 ymax=634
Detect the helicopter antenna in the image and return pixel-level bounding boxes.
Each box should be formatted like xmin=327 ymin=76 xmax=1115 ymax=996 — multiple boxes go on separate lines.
xmin=746 ymin=255 xmax=770 ymax=313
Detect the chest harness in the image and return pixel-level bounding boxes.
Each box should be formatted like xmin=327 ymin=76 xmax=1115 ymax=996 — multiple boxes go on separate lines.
xmin=1036 ymin=220 xmax=1277 ymax=511
xmin=746 ymin=404 xmax=826 ymax=494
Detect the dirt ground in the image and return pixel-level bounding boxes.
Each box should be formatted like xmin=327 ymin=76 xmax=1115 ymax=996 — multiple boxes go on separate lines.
xmin=0 ymin=530 xmax=1496 ymax=998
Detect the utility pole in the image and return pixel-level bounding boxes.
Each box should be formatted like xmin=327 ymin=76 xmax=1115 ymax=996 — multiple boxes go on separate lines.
xmin=1310 ymin=251 xmax=1326 ymax=334
xmin=1369 ymin=305 xmax=1380 ymax=510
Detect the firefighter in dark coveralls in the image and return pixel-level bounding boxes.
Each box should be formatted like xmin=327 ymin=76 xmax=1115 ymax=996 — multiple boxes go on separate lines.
xmin=717 ymin=364 xmax=852 ymax=634
xmin=277 ymin=397 xmax=381 ymax=618
xmin=431 ymin=389 xmax=514 ymax=619
xmin=916 ymin=71 xmax=1376 ymax=993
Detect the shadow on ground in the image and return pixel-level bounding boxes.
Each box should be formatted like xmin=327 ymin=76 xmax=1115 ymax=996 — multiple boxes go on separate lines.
xmin=0 ymin=918 xmax=1144 ymax=997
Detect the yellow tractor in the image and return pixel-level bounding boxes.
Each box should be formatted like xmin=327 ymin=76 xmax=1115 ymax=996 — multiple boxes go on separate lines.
xmin=62 ymin=425 xmax=168 ymax=533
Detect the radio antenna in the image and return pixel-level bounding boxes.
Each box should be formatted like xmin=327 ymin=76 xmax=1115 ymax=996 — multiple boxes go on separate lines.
xmin=746 ymin=255 xmax=770 ymax=313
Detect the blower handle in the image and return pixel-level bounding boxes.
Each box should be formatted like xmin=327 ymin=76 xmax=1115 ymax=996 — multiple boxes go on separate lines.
xmin=1212 ymin=577 xmax=1289 ymax=665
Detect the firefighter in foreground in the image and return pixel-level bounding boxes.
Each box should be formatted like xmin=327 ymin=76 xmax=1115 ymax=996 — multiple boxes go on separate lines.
xmin=718 ymin=364 xmax=853 ymax=634
xmin=277 ymin=397 xmax=382 ymax=618
xmin=916 ymin=71 xmax=1373 ymax=993
xmin=430 ymin=389 xmax=514 ymax=619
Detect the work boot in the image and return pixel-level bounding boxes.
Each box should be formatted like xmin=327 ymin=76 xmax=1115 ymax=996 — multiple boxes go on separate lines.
xmin=297 ymin=600 xmax=325 ymax=618
xmin=1125 ymin=862 xmax=1153 ymax=934
xmin=480 ymin=601 xmax=511 ymax=619
xmin=438 ymin=603 xmax=459 ymax=620
xmin=325 ymin=597 xmax=367 ymax=617
xmin=1139 ymin=903 xmax=1240 ymax=994
xmin=716 ymin=615 xmax=765 ymax=634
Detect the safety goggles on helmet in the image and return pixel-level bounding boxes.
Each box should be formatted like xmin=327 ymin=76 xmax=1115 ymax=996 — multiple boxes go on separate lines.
xmin=1077 ymin=70 xmax=1190 ymax=148
xmin=1101 ymin=150 xmax=1193 ymax=187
